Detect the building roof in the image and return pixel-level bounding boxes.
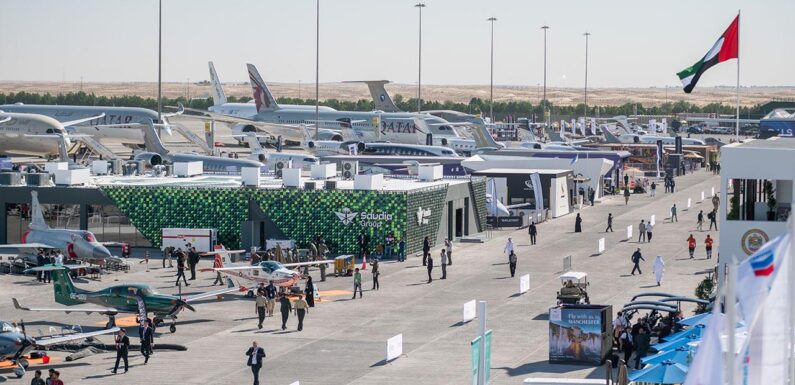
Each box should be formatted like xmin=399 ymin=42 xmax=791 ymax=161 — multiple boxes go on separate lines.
xmin=470 ymin=168 xmax=571 ymax=176
xmin=724 ymin=136 xmax=795 ymax=150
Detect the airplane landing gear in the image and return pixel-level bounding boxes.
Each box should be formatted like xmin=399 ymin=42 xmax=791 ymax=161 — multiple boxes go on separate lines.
xmin=13 ymin=364 xmax=25 ymax=378
xmin=105 ymin=315 xmax=116 ymax=329
xmin=18 ymin=358 xmax=29 ymax=369
xmin=153 ymin=317 xmax=164 ymax=327
xmin=246 ymin=290 xmax=255 ymax=298
xmin=169 ymin=323 xmax=176 ymax=333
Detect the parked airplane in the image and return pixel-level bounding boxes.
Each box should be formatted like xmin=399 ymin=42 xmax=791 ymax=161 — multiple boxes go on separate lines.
xmin=603 ymin=126 xmax=705 ymax=145
xmin=0 ymin=111 xmax=107 ymax=159
xmin=0 ymin=320 xmax=119 ymax=378
xmin=214 ymin=260 xmax=334 ymax=293
xmin=0 ymin=103 xmax=185 ymax=147
xmin=207 ymin=61 xmax=337 ymax=121
xmin=299 ymin=124 xmax=459 ymax=157
xmin=341 ymin=80 xmax=401 ymax=112
xmin=134 ymin=120 xmax=265 ymax=172
xmin=13 ymin=266 xmax=238 ymax=333
xmin=0 ymin=192 xmax=121 ymax=267
xmin=236 ymin=131 xmax=319 ymax=170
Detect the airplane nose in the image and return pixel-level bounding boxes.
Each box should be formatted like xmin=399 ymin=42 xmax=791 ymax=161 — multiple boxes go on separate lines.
xmin=92 ymin=244 xmax=113 ymax=260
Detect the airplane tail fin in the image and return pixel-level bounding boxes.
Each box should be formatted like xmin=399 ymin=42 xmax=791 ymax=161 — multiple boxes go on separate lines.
xmin=142 ymin=120 xmax=170 ymax=156
xmin=246 ymin=63 xmax=280 ymax=113
xmin=602 ymin=127 xmax=622 ymax=144
xmin=344 ymin=80 xmax=400 ymax=112
xmin=29 ymin=191 xmax=48 ymax=230
xmin=51 ymin=267 xmax=84 ymax=305
xmin=471 ymin=120 xmax=502 ymax=149
xmin=208 ymin=61 xmax=227 ymax=106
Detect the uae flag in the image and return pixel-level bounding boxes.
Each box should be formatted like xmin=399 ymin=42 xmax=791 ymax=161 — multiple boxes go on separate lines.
xmin=677 ymin=15 xmax=739 ymax=93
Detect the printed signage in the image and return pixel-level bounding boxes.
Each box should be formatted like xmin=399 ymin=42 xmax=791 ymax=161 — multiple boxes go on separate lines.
xmin=335 ymin=207 xmax=394 ymax=228
xmin=386 ymin=333 xmax=403 ymax=361
xmin=416 ymin=207 xmax=431 ymax=225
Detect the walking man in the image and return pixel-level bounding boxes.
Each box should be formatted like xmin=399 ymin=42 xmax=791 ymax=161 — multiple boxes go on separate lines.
xmin=652 ymin=256 xmax=665 ymax=286
xmin=245 ymin=341 xmax=265 ymax=385
xmin=265 ymin=281 xmax=277 ymax=317
xmin=140 ymin=319 xmax=154 ymax=364
xmin=352 ymin=268 xmax=363 ymax=298
xmin=398 ymin=236 xmax=406 ymax=262
xmin=255 ymin=292 xmax=267 ymax=329
xmin=633 ymin=328 xmax=651 ymax=370
xmin=645 ymin=222 xmax=654 ymax=242
xmin=705 ymin=234 xmax=714 ymax=259
xmin=440 ymin=249 xmax=447 ymax=280
xmin=638 ymin=220 xmax=646 ymax=243
xmin=670 ymin=204 xmax=678 ymax=222
xmin=509 ymin=250 xmax=517 ymax=277
xmin=445 ymin=238 xmax=453 ymax=265
xmin=371 ymin=259 xmax=380 ymax=290
xmin=187 ymin=246 xmax=199 ymax=280
xmin=426 ymin=253 xmax=434 ymax=284
xmin=631 ymin=248 xmax=644 ymax=275
xmin=650 ymin=181 xmax=656 ymax=198
xmin=504 ymin=237 xmax=515 ymax=257
xmin=708 ymin=209 xmax=718 ymax=230
xmin=670 ymin=179 xmax=676 ymax=193
xmin=687 ymin=234 xmax=697 ymax=259
xmin=111 ymin=328 xmax=129 ymax=374
xmin=422 ymin=236 xmax=430 ymax=266
xmin=605 ymin=213 xmax=613 ymax=232
xmin=624 ymin=187 xmax=631 ymax=205
xmin=162 ymin=247 xmax=173 ymax=268
xmin=293 ymin=295 xmax=309 ymax=331
xmin=279 ymin=294 xmax=292 ymax=330
xmin=528 ymin=222 xmax=538 ymax=244
xmin=357 ymin=231 xmax=369 ymax=259
xmin=697 ymin=210 xmax=704 ymax=231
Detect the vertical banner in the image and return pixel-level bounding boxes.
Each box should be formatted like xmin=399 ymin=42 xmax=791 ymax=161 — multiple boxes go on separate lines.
xmin=649 ymin=119 xmax=657 ymax=133
xmin=136 ymin=294 xmax=147 ymax=327
xmin=578 ymin=117 xmax=587 ymax=136
xmin=570 ymin=119 xmax=576 ymax=137
xmin=650 ymin=215 xmax=656 ymax=226
xmin=471 ymin=336 xmax=481 ymax=385
xmin=656 ymin=140 xmax=663 ymax=179
xmin=520 ymin=274 xmax=530 ymax=294
xmin=530 ymin=172 xmax=544 ymax=213
xmin=590 ymin=118 xmax=597 ymax=136
xmin=560 ymin=120 xmax=566 ymax=136
xmin=598 ymin=238 xmax=605 ymax=254
xmin=484 ymin=330 xmax=492 ymax=382
xmin=463 ymin=300 xmax=477 ymax=323
xmin=626 ymin=225 xmax=633 ymax=240
xmin=661 ymin=118 xmax=668 ymax=134
xmin=386 ymin=334 xmax=403 ymax=362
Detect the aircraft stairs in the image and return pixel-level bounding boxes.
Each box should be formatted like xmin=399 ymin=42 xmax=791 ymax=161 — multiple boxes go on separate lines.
xmin=76 ymin=136 xmax=118 ymax=160
xmin=170 ymin=123 xmax=212 ymax=154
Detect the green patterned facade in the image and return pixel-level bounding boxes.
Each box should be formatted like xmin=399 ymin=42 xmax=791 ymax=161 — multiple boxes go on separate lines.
xmin=470 ymin=177 xmax=488 ymax=232
xmin=405 ymin=186 xmax=449 ymax=254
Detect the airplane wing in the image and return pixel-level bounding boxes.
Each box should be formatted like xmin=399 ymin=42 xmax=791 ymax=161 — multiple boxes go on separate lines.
xmin=13 ymin=298 xmax=120 ymax=316
xmin=35 ymin=327 xmax=120 ymax=346
xmin=214 ymin=265 xmax=263 ymax=271
xmin=0 ymin=242 xmax=59 ymax=250
xmin=0 ymin=116 xmax=11 ymax=124
xmin=282 ymin=260 xmax=336 ymax=268
xmin=162 ymin=103 xmax=185 ymax=118
xmin=61 ymin=113 xmax=106 ymax=128
xmin=182 ymin=278 xmax=239 ymax=303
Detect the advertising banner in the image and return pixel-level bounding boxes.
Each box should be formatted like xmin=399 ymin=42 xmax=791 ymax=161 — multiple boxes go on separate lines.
xmin=549 ymin=307 xmax=606 ymax=364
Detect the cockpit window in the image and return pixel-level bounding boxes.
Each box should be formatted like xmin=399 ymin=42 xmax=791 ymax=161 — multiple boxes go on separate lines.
xmin=0 ymin=322 xmax=14 ymax=333
xmin=260 ymin=261 xmax=281 ymax=273
xmin=83 ymin=233 xmax=95 ymax=242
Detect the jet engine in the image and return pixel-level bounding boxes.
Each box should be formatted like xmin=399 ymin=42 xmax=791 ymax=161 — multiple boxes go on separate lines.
xmin=232 ymin=124 xmax=259 ymax=145
xmin=133 ymin=152 xmax=163 ymax=167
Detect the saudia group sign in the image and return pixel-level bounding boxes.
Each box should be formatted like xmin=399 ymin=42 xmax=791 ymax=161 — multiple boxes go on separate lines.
xmin=335 ymin=207 xmax=394 ymax=228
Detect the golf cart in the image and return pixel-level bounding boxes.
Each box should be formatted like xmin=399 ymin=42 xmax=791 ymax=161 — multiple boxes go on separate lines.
xmin=556 ymin=271 xmax=590 ymax=305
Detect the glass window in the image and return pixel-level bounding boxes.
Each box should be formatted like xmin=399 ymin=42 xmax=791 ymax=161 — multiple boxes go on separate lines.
xmin=726 ymin=178 xmax=792 ymax=222
xmin=0 ymin=322 xmax=14 ymax=333
xmin=260 ymin=261 xmax=281 ymax=273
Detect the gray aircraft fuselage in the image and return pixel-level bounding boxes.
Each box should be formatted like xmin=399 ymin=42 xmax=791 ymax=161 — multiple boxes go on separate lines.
xmin=21 ymin=228 xmax=114 ymax=265
xmin=0 ymin=112 xmax=66 ymax=156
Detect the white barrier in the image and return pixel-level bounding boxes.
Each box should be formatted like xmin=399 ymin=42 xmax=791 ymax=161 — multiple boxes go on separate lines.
xmin=711 ymin=187 xmax=715 ymax=196
xmin=650 ymin=215 xmax=656 ymax=226
xmin=520 ymin=274 xmax=530 ymax=294
xmin=386 ymin=334 xmax=403 ymax=361
xmin=463 ymin=300 xmax=477 ymax=323
xmin=701 ymin=191 xmax=705 ymax=202
xmin=289 ymin=382 xmax=300 ymax=385
xmin=687 ymin=198 xmax=692 ymax=210
xmin=563 ymin=255 xmax=572 ymax=271
xmin=626 ymin=225 xmax=633 ymax=240
xmin=597 ymin=238 xmax=605 ymax=255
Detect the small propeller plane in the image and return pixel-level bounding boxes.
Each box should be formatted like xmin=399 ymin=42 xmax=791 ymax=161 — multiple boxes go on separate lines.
xmin=0 ymin=319 xmax=119 ymax=378
xmin=12 ymin=265 xmax=238 ymax=333
xmin=203 ymin=248 xmax=334 ymax=296
xmin=0 ymin=191 xmax=124 ymax=267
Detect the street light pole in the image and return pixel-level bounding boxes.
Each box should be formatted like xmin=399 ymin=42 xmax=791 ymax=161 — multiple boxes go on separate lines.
xmin=157 ymin=0 xmax=162 ymax=123
xmin=315 ymin=0 xmax=320 ymax=140
xmin=415 ymin=3 xmax=425 ymax=113
xmin=584 ymin=32 xmax=590 ymax=122
xmin=541 ymin=25 xmax=549 ymax=126
xmin=488 ymin=17 xmax=497 ymax=122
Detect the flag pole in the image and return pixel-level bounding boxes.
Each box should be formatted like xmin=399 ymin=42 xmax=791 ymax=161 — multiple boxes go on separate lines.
xmin=788 ymin=215 xmax=795 ymax=384
xmin=735 ymin=10 xmax=741 ymax=141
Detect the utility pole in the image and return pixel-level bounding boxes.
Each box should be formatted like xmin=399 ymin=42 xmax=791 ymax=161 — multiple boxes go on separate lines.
xmin=541 ymin=25 xmax=549 ymax=126
xmin=157 ymin=0 xmax=162 ymax=123
xmin=415 ymin=3 xmax=425 ymax=113
xmin=583 ymin=32 xmax=590 ymax=122
xmin=488 ymin=17 xmax=497 ymax=122
xmin=298 ymin=80 xmax=302 ymax=100
xmin=315 ymin=0 xmax=320 ymax=140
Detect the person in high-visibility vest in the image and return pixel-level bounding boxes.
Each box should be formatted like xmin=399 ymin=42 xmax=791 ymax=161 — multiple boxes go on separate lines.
xmin=704 ymin=235 xmax=714 ymax=259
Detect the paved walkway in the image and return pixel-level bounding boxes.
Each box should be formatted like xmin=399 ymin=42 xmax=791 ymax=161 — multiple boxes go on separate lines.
xmin=0 ymin=171 xmax=720 ymax=384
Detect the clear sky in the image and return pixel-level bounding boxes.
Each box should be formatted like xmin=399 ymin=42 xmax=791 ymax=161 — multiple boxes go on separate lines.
xmin=0 ymin=0 xmax=792 ymax=88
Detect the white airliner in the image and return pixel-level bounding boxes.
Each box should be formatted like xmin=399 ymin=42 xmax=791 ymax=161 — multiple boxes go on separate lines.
xmin=0 ymin=111 xmax=103 ymax=159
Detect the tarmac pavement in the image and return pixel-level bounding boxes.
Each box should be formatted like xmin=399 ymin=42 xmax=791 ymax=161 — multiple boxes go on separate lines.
xmin=0 ymin=170 xmax=721 ymax=384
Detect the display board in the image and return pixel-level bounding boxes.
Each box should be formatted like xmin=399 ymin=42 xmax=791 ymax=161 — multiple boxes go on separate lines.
xmin=548 ymin=305 xmax=613 ymax=365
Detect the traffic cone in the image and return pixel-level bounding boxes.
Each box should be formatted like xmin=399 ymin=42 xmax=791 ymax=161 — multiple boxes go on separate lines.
xmin=361 ymin=255 xmax=367 ymax=270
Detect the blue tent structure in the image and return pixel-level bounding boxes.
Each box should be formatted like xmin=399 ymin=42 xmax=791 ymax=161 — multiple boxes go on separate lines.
xmin=628 ymin=360 xmax=689 ymax=384
xmin=642 ymin=346 xmax=692 ymax=366
xmin=653 ymin=334 xmax=700 ymax=352
xmin=663 ymin=324 xmax=705 ymax=342
xmin=678 ymin=312 xmax=710 ymax=327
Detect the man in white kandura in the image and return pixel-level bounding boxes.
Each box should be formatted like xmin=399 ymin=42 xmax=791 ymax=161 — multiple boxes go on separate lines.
xmin=652 ymin=255 xmax=665 ymax=286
